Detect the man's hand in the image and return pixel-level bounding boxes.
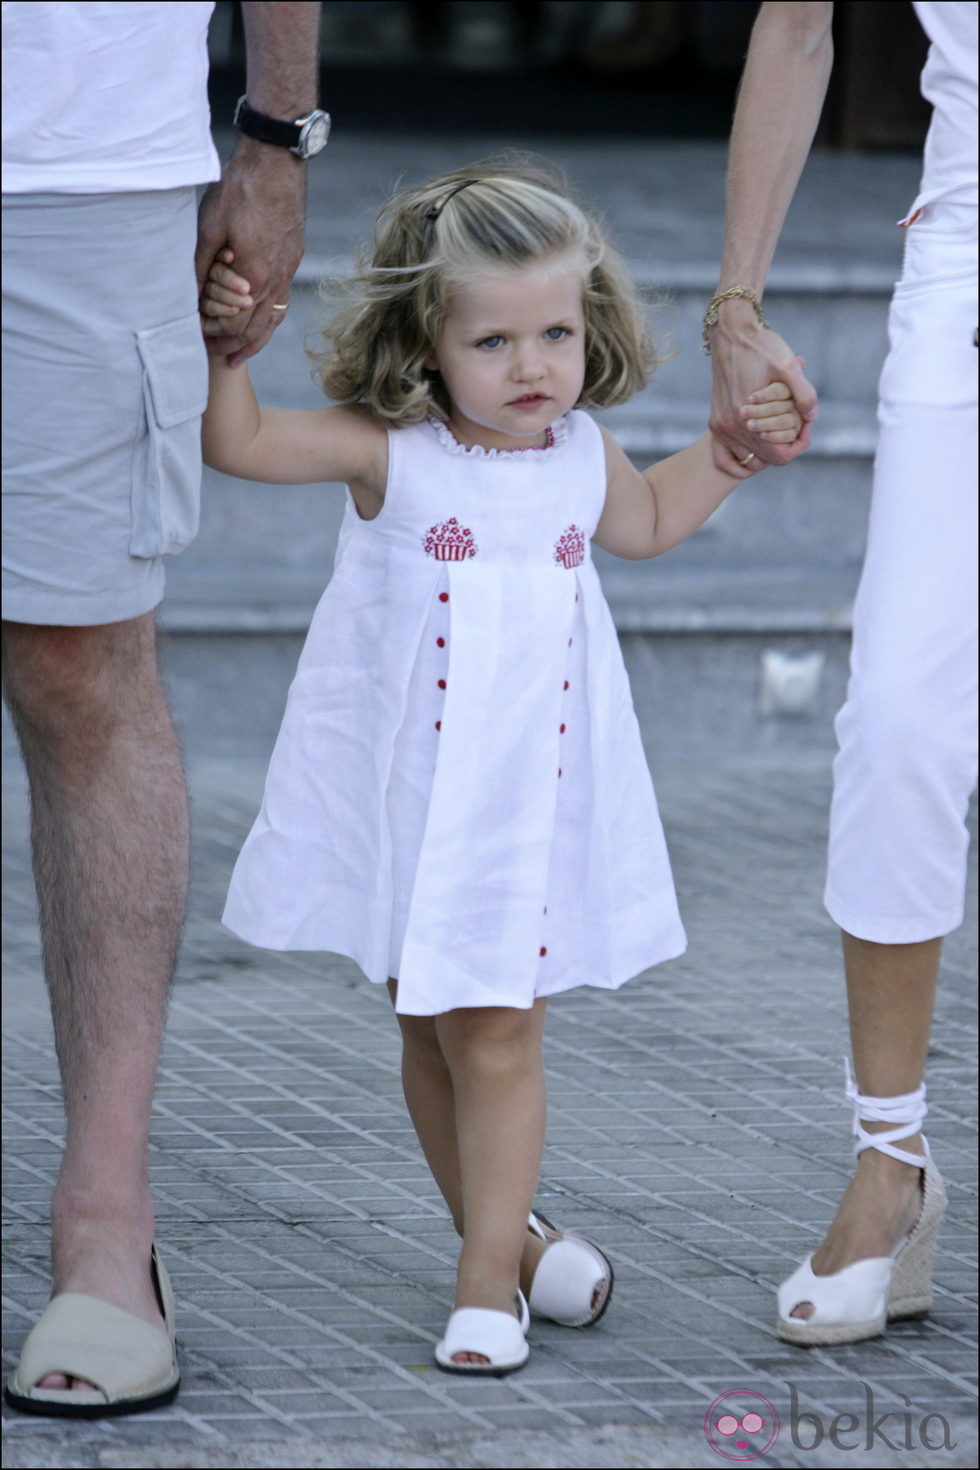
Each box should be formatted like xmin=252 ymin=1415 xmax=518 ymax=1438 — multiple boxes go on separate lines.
xmin=709 ymin=303 xmax=817 ymax=475
xmin=196 ymin=140 xmax=306 ymax=366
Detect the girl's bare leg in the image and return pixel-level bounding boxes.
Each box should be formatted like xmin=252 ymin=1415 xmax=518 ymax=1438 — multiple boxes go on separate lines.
xmin=790 ymin=932 xmax=940 ymax=1320
xmin=435 ymin=1002 xmax=548 ymax=1319
xmin=388 ymin=984 xmax=553 ymax=1293
xmin=389 ymin=985 xmax=549 ymax=1363
xmin=388 ymin=982 xmax=464 ymax=1230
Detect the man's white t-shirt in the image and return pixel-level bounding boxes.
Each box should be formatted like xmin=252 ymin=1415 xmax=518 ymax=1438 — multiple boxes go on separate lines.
xmin=1 ymin=0 xmax=220 ymax=193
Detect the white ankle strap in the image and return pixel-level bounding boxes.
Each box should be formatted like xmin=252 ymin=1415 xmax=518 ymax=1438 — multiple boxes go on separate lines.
xmin=844 ymin=1058 xmax=930 ymax=1167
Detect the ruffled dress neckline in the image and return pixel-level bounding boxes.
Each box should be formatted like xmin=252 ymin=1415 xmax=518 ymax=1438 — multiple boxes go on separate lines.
xmin=426 ymin=413 xmax=567 ymax=460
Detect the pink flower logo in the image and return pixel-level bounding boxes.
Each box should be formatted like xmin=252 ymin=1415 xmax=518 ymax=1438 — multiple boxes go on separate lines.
xmin=423 ymin=516 xmax=478 ymax=561
xmin=553 ymin=524 xmax=585 ymax=569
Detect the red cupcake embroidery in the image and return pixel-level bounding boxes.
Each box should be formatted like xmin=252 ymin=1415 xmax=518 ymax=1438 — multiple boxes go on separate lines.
xmin=423 ymin=517 xmax=478 ymax=561
xmin=554 ymin=525 xmax=585 ymax=569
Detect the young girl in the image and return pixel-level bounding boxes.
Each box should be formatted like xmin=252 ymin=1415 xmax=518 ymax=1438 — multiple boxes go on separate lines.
xmin=200 ymin=159 xmax=801 ymax=1376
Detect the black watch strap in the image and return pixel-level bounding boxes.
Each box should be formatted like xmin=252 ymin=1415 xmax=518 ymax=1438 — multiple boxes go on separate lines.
xmin=233 ymin=96 xmax=330 ymax=158
xmin=234 ymin=97 xmax=303 ymax=150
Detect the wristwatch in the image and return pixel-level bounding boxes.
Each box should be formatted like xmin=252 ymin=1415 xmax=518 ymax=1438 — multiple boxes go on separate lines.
xmin=233 ymin=96 xmax=331 ymax=159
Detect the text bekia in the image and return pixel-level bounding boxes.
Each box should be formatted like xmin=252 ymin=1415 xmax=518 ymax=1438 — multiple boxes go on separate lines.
xmin=788 ymin=1382 xmax=956 ymax=1453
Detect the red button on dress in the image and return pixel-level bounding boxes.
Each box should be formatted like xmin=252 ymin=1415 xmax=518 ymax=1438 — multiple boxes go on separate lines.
xmin=436 ymin=637 xmax=445 ymax=647
xmin=439 ymin=592 xmax=449 ymax=603
xmin=438 ymin=679 xmax=447 ymax=689
xmin=540 ymin=946 xmax=547 ymax=957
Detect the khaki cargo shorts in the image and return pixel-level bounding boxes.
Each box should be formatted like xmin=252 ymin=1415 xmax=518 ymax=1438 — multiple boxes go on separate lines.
xmin=2 ymin=188 xmax=207 ymax=626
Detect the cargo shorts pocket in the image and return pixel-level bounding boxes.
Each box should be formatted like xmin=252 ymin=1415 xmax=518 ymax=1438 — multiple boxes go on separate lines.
xmin=130 ymin=313 xmax=208 ymax=558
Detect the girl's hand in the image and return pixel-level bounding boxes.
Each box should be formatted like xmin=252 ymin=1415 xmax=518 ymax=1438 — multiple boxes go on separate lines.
xmin=739 ymin=379 xmax=805 ymax=444
xmin=200 ymin=248 xmax=254 ymax=322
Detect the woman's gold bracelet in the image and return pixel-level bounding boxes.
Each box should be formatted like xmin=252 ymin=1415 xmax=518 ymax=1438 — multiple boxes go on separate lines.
xmin=701 ymin=286 xmax=771 ymax=355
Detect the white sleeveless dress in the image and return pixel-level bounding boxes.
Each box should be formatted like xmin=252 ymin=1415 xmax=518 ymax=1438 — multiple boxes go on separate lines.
xmin=223 ymin=410 xmax=686 ymax=1015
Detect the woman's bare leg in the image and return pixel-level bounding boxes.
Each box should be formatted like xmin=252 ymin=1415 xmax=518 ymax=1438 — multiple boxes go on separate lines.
xmin=790 ymin=932 xmax=940 ymax=1320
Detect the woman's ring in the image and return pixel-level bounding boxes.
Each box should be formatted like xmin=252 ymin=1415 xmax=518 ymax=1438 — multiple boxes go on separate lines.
xmin=738 ymin=451 xmax=757 ymax=467
xmin=271 ymin=302 xmax=290 ymax=312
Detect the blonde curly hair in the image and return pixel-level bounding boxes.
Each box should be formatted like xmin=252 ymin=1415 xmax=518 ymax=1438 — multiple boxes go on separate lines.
xmin=311 ymin=155 xmax=657 ymax=425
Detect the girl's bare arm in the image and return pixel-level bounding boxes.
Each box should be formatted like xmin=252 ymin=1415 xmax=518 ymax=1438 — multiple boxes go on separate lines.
xmin=595 ymin=383 xmax=801 ymax=560
xmin=202 ymin=358 xmax=388 ymax=517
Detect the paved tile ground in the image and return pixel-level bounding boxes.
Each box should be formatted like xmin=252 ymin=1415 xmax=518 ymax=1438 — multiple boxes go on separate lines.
xmin=2 ymin=734 xmax=976 ymax=1469
xmin=1 ymin=123 xmax=972 ymax=1470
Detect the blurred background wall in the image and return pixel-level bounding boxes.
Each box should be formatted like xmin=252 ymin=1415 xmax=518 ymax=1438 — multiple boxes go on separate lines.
xmin=207 ymin=0 xmax=930 ymax=148
xmin=145 ymin=1 xmax=932 ymax=761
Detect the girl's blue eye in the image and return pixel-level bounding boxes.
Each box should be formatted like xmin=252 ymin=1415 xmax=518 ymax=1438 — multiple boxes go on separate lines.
xmin=477 ymin=335 xmax=503 ymax=349
xmin=545 ymin=327 xmax=568 ymax=341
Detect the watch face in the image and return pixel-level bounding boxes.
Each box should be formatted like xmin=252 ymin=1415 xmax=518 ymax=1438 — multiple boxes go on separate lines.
xmin=299 ymin=113 xmax=330 ymax=157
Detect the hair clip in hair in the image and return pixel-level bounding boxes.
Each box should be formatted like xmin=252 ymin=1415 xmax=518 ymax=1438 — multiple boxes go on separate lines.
xmin=423 ymin=179 xmax=479 ymax=222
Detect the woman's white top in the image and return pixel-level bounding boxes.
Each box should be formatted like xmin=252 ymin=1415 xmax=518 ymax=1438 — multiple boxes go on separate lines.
xmin=1 ymin=1 xmax=219 ymax=193
xmin=223 ymin=411 xmax=687 ymax=1016
xmin=905 ymin=1 xmax=978 ymax=220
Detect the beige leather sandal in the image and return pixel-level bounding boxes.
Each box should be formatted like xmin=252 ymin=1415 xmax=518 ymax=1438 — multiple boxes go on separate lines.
xmin=4 ymin=1246 xmax=179 ymax=1418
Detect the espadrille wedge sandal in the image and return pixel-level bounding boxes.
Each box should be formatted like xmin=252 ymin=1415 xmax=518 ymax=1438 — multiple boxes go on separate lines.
xmin=777 ymin=1063 xmax=946 ymax=1347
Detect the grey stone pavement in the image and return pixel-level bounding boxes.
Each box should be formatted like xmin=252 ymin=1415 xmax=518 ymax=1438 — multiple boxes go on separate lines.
xmin=2 ymin=131 xmax=978 ymax=1469
xmin=3 ymin=735 xmax=977 ymax=1469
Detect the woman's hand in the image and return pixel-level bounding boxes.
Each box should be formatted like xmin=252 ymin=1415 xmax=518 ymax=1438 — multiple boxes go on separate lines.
xmin=709 ymin=307 xmax=816 ymax=476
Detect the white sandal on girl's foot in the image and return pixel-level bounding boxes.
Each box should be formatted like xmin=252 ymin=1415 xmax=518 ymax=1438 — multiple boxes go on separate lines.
xmin=434 ymin=1292 xmax=530 ymax=1377
xmin=777 ymin=1064 xmax=947 ymax=1347
xmin=527 ymin=1211 xmax=614 ymax=1327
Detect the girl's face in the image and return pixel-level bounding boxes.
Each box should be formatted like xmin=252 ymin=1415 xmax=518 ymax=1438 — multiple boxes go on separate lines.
xmin=428 ymin=251 xmax=588 ymax=451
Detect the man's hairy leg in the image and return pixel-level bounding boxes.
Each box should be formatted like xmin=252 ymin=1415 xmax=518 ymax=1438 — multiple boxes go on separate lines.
xmin=2 ymin=612 xmax=188 ymax=1388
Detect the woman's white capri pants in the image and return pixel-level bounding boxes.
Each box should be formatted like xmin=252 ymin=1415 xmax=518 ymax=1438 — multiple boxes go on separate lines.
xmin=825 ymin=202 xmax=978 ymax=944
